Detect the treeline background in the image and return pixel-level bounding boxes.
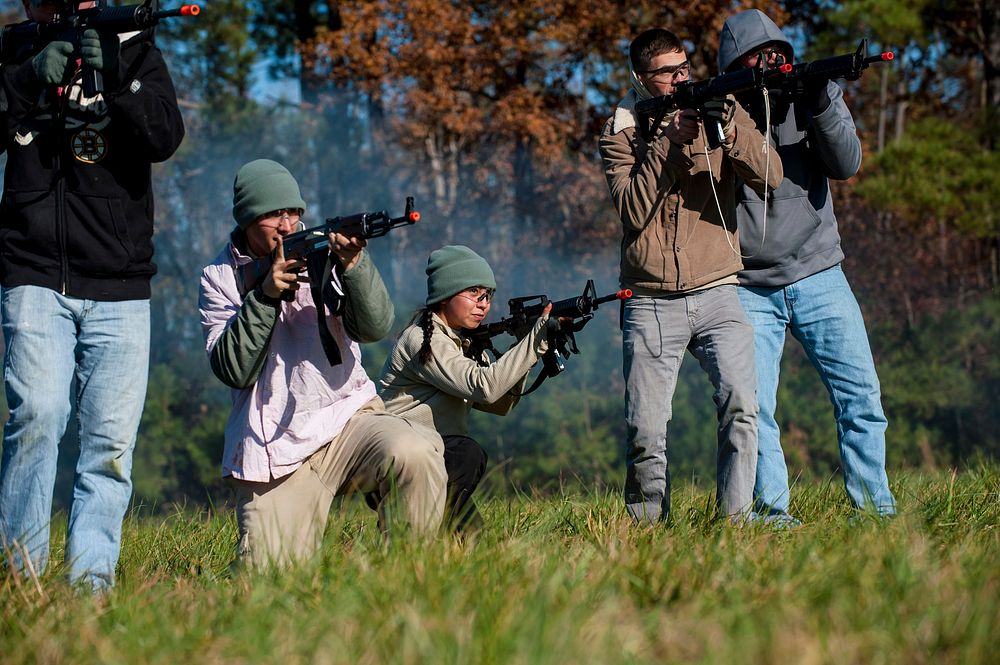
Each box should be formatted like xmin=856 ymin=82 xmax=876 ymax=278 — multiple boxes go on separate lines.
xmin=0 ymin=0 xmax=996 ymax=510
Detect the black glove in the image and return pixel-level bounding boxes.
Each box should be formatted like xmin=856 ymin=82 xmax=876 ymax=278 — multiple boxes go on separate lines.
xmin=80 ymin=29 xmax=120 ymax=73
xmin=31 ymin=40 xmax=74 ymax=85
xmin=804 ymin=78 xmax=832 ymax=115
xmin=702 ymin=95 xmax=737 ymax=149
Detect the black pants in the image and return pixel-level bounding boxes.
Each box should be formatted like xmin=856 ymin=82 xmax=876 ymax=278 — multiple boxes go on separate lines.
xmin=441 ymin=435 xmax=488 ymax=531
xmin=364 ymin=434 xmax=487 ymax=531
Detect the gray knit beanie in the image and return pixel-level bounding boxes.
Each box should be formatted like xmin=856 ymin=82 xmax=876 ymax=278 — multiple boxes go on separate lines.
xmin=232 ymin=159 xmax=307 ymax=229
xmin=425 ymin=245 xmax=497 ymax=306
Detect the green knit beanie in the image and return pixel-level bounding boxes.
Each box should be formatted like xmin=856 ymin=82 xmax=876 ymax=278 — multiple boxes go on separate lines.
xmin=232 ymin=159 xmax=307 ymax=229
xmin=425 ymin=245 xmax=497 ymax=306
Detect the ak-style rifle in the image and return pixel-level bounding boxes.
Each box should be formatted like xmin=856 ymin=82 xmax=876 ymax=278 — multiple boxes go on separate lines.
xmin=236 ymin=196 xmax=420 ymax=301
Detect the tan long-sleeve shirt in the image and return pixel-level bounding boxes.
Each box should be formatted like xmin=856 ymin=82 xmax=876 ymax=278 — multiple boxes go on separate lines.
xmin=378 ymin=312 xmax=549 ymax=436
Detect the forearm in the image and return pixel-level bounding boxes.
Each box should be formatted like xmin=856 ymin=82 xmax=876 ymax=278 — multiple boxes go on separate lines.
xmin=600 ymin=131 xmax=692 ymax=232
xmin=809 ymin=86 xmax=862 ymax=180
xmin=208 ymin=288 xmax=279 ymax=389
xmin=340 ymin=251 xmax=395 ymax=343
xmin=727 ymin=109 xmax=784 ymax=195
xmin=472 ymin=372 xmax=527 ymax=415
xmin=1 ymin=60 xmax=46 ymax=140
xmin=107 ymin=47 xmax=185 ymax=162
xmin=420 ymin=317 xmax=549 ymax=404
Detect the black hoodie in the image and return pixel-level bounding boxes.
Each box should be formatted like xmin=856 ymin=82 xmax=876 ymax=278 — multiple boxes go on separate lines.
xmin=0 ymin=27 xmax=185 ymax=300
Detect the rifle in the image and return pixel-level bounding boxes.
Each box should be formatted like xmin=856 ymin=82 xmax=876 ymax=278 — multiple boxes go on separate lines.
xmin=634 ymin=67 xmax=764 ymax=144
xmin=634 ymin=39 xmax=894 ymax=144
xmin=464 ymin=280 xmax=632 ymax=395
xmin=0 ymin=1 xmax=202 ymax=96
xmin=236 ymin=196 xmax=421 ymax=301
xmin=762 ymin=38 xmax=894 ymax=94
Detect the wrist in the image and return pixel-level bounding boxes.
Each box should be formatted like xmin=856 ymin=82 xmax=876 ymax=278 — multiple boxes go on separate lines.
xmin=810 ymin=83 xmax=832 ymax=114
xmin=339 ymin=250 xmax=363 ymax=272
xmin=721 ymin=125 xmax=737 ymax=152
xmin=255 ymin=284 xmax=283 ymax=306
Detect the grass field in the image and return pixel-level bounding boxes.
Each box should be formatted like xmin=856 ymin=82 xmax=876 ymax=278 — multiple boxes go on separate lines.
xmin=2 ymin=467 xmax=998 ymax=664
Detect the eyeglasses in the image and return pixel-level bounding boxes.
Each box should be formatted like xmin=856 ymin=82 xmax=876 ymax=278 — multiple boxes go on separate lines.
xmin=640 ymin=60 xmax=690 ymax=82
xmin=456 ymin=287 xmax=495 ymax=305
xmin=256 ymin=208 xmax=303 ymax=229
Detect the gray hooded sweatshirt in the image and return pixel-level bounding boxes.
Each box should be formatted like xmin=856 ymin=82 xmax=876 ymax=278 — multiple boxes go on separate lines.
xmin=719 ymin=9 xmax=862 ymax=287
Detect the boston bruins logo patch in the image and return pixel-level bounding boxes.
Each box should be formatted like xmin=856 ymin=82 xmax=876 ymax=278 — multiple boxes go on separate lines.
xmin=71 ymin=129 xmax=108 ymax=163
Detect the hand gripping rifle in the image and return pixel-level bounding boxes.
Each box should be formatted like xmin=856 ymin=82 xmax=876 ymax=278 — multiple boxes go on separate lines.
xmin=235 ymin=196 xmax=420 ymax=367
xmin=464 ymin=280 xmax=632 ymax=396
xmin=634 ymin=66 xmax=765 ymax=145
xmin=0 ymin=0 xmax=202 ymax=96
xmin=236 ymin=196 xmax=421 ymax=302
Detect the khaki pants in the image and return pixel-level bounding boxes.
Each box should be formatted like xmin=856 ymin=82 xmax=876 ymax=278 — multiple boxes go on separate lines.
xmin=230 ymin=398 xmax=447 ymax=569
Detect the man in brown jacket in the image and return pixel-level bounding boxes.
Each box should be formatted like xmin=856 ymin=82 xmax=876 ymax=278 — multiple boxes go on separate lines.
xmin=599 ymin=28 xmax=782 ymax=524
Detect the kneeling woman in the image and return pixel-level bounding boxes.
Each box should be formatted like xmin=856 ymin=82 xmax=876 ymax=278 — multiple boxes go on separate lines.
xmin=378 ymin=245 xmax=551 ymax=529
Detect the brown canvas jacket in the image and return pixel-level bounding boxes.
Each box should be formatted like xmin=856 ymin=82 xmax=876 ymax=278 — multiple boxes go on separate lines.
xmin=599 ymin=90 xmax=783 ymax=292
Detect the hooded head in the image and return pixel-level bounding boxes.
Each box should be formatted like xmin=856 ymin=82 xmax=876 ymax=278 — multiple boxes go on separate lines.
xmin=718 ymin=9 xmax=794 ymax=73
xmin=425 ymin=245 xmax=496 ymax=306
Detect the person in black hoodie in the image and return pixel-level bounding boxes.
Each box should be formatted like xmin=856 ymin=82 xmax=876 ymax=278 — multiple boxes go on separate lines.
xmin=0 ymin=0 xmax=185 ymax=590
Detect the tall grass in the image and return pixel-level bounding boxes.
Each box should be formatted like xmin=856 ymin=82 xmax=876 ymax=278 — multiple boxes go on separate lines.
xmin=2 ymin=467 xmax=998 ymax=664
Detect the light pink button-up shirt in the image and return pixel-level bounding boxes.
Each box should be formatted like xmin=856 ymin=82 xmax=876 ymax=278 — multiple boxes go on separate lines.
xmin=199 ymin=242 xmax=377 ymax=482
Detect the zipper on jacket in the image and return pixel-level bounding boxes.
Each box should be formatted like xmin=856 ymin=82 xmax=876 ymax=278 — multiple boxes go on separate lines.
xmin=54 ymin=79 xmax=71 ymax=296
xmin=55 ymin=150 xmax=68 ymax=295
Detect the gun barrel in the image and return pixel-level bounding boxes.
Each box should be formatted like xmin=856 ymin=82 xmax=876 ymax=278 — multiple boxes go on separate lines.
xmin=387 ymin=210 xmax=420 ymax=226
xmin=156 ymin=5 xmax=201 ymax=19
xmin=593 ymin=289 xmax=633 ymax=307
xmin=865 ymin=51 xmax=893 ymax=64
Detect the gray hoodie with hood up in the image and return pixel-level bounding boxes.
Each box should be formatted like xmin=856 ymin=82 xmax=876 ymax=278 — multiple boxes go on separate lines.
xmin=719 ymin=10 xmax=862 ymax=287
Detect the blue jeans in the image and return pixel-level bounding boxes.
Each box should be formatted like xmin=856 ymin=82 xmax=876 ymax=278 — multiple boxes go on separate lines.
xmin=1 ymin=285 xmax=149 ymax=590
xmin=738 ymin=265 xmax=896 ymax=517
xmin=623 ymin=286 xmax=758 ymax=524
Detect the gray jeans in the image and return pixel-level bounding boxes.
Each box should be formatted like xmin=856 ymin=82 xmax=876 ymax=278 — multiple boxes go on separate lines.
xmin=623 ymin=285 xmax=758 ymax=523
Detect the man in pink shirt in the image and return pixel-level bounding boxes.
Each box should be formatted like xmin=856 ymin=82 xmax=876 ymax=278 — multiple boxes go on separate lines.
xmin=199 ymin=159 xmax=447 ymax=568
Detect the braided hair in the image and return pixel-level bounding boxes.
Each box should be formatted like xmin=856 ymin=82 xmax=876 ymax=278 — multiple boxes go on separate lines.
xmin=411 ymin=308 xmax=436 ymax=365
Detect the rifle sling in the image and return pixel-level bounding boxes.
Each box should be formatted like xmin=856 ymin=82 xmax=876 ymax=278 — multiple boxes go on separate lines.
xmin=511 ymin=320 xmax=567 ymax=397
xmin=512 ymin=360 xmax=553 ymax=397
xmin=305 ymin=248 xmax=344 ymax=366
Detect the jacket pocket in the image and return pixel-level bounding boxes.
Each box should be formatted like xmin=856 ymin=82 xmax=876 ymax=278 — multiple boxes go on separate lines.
xmin=622 ymin=225 xmax=662 ymax=284
xmin=64 ymin=192 xmax=135 ymax=275
xmin=741 ymin=195 xmax=823 ymax=268
xmin=0 ymin=189 xmax=60 ymax=269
